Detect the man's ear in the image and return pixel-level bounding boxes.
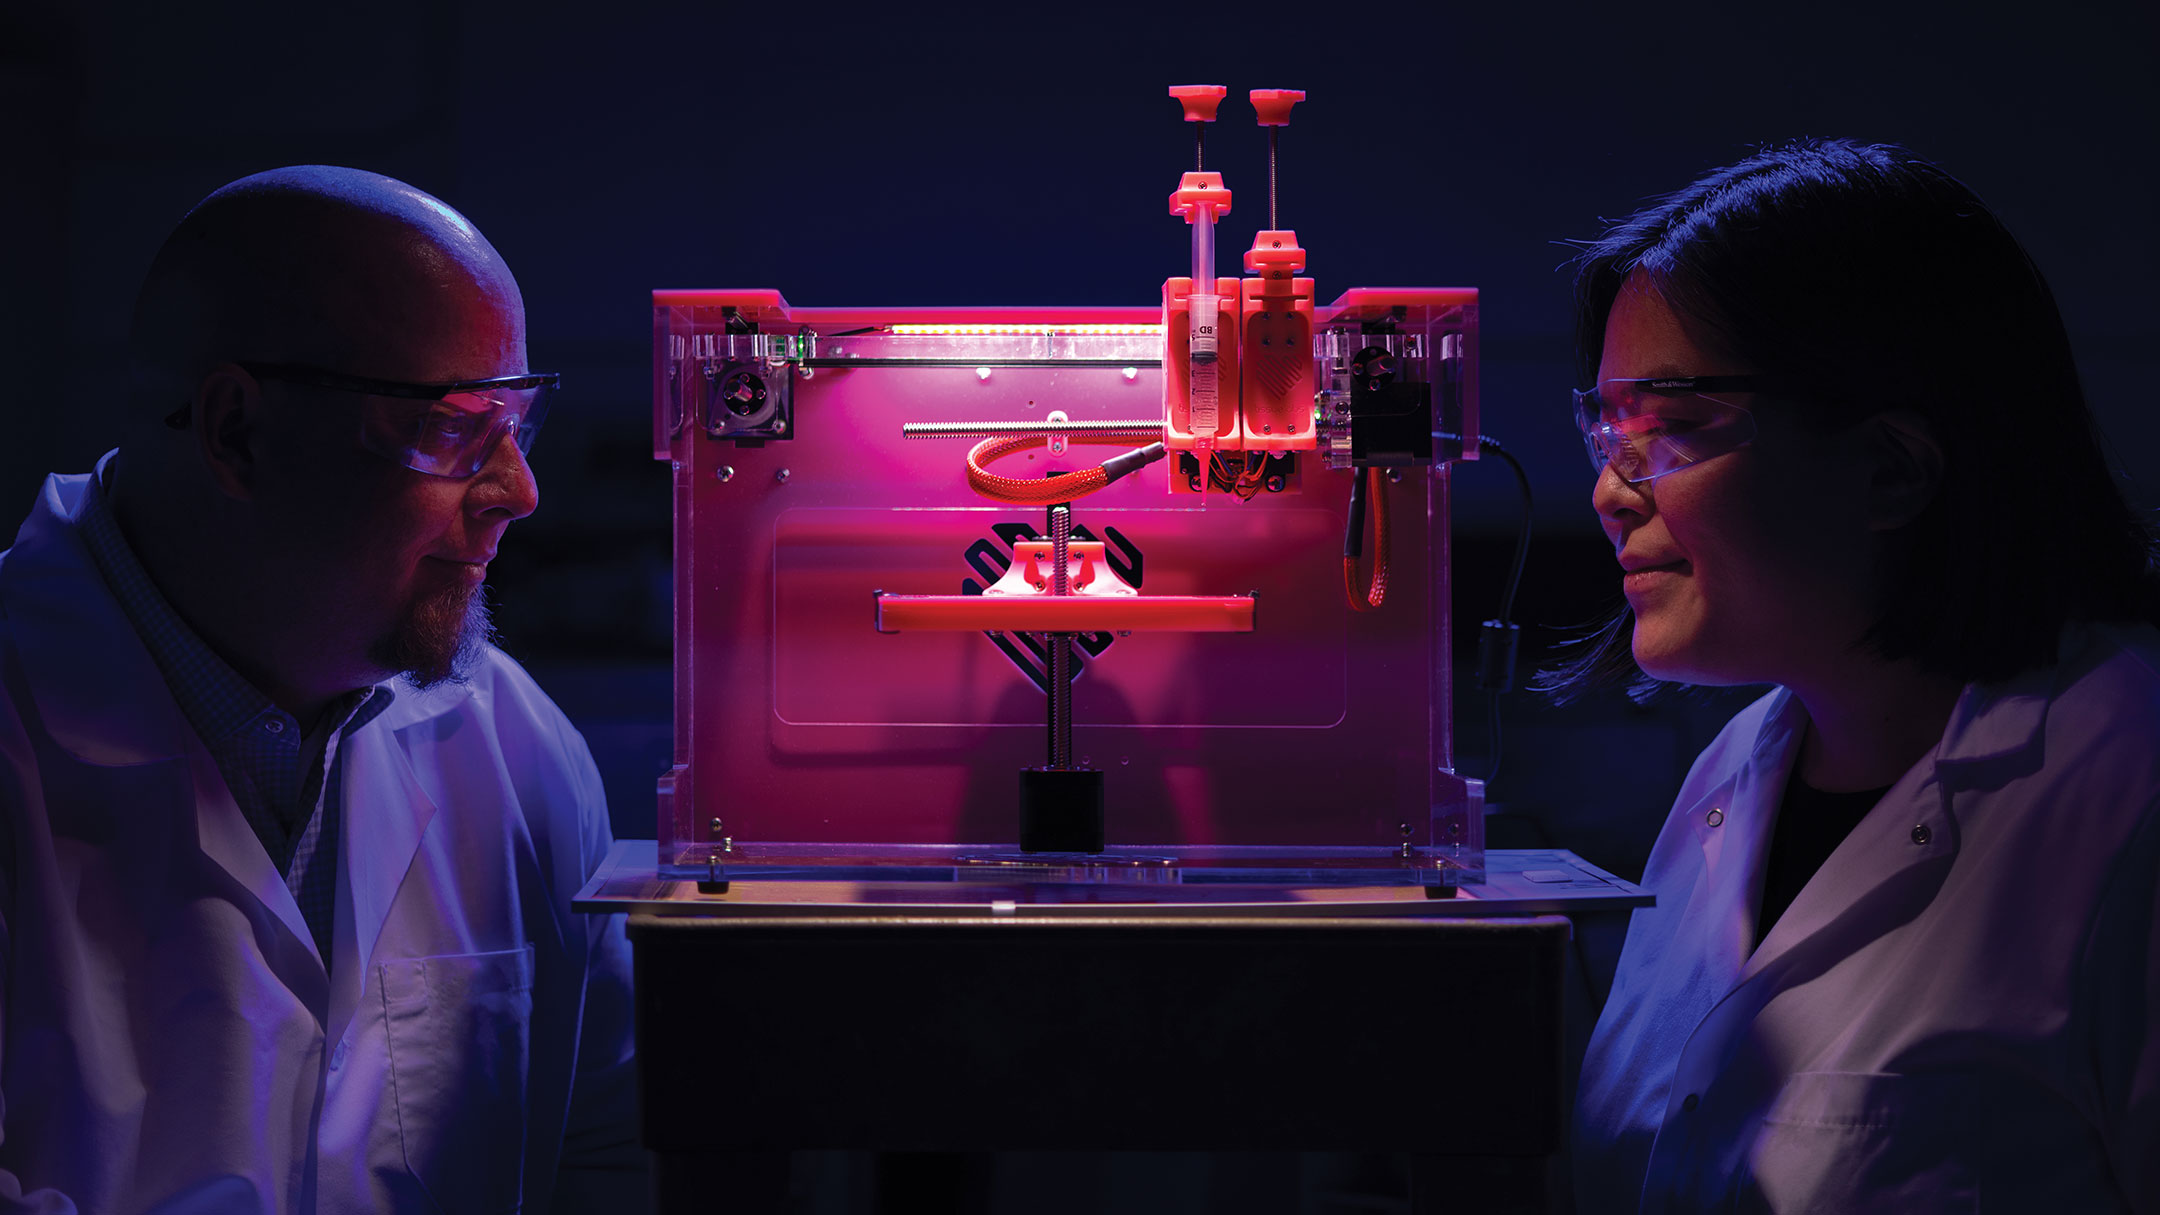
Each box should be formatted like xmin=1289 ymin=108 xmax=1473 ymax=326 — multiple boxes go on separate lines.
xmin=193 ymin=363 xmax=260 ymax=501
xmin=1864 ymin=409 xmax=1944 ymax=531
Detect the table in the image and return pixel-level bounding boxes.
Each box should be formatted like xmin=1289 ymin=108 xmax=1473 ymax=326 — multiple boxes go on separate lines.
xmin=576 ymin=843 xmax=1649 ymax=1213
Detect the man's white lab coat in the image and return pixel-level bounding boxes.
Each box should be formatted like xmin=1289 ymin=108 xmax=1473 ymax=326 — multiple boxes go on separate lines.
xmin=0 ymin=473 xmax=639 ymax=1213
xmin=1574 ymin=624 xmax=2160 ymax=1213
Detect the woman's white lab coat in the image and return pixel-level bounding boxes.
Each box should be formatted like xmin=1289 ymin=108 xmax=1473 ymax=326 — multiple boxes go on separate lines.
xmin=1574 ymin=624 xmax=2160 ymax=1214
xmin=0 ymin=473 xmax=639 ymax=1213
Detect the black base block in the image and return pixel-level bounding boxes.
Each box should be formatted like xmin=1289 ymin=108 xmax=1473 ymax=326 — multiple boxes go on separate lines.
xmin=1018 ymin=768 xmax=1104 ymax=853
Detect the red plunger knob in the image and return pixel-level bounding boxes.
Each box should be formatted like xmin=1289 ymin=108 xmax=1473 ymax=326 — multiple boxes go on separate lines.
xmin=1168 ymin=85 xmax=1229 ymax=122
xmin=1249 ymin=88 xmax=1305 ymax=127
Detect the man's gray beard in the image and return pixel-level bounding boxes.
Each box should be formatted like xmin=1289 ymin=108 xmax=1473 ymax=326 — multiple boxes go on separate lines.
xmin=373 ymin=580 xmax=495 ymax=690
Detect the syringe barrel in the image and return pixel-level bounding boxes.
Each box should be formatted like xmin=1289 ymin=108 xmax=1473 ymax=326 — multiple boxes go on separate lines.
xmin=1187 ymin=293 xmax=1221 ymax=444
xmin=1188 ymin=293 xmax=1220 ymax=361
xmin=1190 ymin=206 xmax=1216 ymax=289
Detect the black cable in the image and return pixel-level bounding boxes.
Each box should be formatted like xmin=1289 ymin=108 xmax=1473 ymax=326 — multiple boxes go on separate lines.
xmin=1344 ymin=464 xmax=1369 ymax=559
xmin=1466 ymin=435 xmax=1533 ymax=789
xmin=1478 ymin=436 xmax=1533 ymax=625
xmin=1488 ymin=690 xmax=1504 ymax=792
xmin=1435 ymin=432 xmax=1534 ymax=623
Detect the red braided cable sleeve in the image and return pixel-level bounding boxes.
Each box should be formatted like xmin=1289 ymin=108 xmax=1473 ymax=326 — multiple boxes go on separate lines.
xmin=1345 ymin=468 xmax=1390 ymax=612
xmin=965 ymin=432 xmax=1159 ymax=506
xmin=1370 ymin=467 xmax=1390 ymax=606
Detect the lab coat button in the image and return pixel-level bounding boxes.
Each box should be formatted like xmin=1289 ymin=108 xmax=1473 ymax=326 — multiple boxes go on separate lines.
xmin=264 ymin=718 xmax=286 ymax=734
xmin=1681 ymin=1093 xmax=1699 ymax=1112
xmin=330 ymin=1040 xmax=348 ymax=1071
xmin=1911 ymin=824 xmax=1932 ymax=845
xmin=1704 ymin=808 xmax=1724 ymax=827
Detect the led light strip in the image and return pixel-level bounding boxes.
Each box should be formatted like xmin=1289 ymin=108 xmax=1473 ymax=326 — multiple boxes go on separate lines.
xmin=886 ymin=324 xmax=1165 ymax=337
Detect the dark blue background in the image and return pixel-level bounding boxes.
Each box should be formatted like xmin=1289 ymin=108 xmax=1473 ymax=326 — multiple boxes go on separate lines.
xmin=5 ymin=0 xmax=2155 ymax=877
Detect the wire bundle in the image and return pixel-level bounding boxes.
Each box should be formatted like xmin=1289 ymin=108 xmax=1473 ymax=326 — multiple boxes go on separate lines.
xmin=965 ymin=433 xmax=1166 ymax=506
xmin=1343 ymin=467 xmax=1390 ymax=611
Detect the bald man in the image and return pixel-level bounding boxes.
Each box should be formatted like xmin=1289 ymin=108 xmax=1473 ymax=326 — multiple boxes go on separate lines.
xmin=0 ymin=168 xmax=641 ymax=1212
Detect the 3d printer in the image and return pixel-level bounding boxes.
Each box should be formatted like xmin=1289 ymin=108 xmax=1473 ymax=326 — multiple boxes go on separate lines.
xmin=650 ymin=86 xmax=1486 ymax=892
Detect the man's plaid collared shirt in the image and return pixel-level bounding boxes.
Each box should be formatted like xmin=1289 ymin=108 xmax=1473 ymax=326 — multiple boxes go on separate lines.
xmin=75 ymin=460 xmax=393 ymax=963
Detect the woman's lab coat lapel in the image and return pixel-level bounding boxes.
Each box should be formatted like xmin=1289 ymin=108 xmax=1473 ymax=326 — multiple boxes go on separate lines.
xmin=1644 ymin=675 xmax=2066 ymax=1211
xmin=1638 ymin=681 xmax=2034 ymax=1208
xmin=1680 ymin=690 xmax=1803 ymax=1000
xmin=1724 ymin=666 xmax=2047 ymax=998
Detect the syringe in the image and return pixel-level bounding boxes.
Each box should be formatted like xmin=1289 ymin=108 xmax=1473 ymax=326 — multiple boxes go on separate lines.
xmin=1167 ymin=84 xmax=1231 ymax=504
xmin=1187 ymin=206 xmax=1221 ymax=488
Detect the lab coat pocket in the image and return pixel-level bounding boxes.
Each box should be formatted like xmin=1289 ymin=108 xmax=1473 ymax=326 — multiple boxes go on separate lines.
xmin=1735 ymin=1071 xmax=1978 ymax=1214
xmin=380 ymin=944 xmax=537 ymax=1214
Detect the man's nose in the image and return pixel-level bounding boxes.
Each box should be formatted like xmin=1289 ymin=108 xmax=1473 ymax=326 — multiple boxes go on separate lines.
xmin=472 ymin=432 xmax=539 ymax=521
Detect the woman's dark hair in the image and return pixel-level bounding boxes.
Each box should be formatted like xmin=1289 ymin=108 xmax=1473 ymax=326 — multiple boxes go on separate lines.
xmin=1540 ymin=138 xmax=2160 ymax=700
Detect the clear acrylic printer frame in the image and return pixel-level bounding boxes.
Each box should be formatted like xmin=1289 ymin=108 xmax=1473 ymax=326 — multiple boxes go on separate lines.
xmin=652 ymin=292 xmax=1483 ymax=890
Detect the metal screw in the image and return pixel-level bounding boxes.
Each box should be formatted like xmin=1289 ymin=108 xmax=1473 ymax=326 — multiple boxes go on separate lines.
xmin=722 ymin=836 xmax=735 ymax=853
xmin=1187 ymin=475 xmax=1203 ymax=492
xmin=1387 ymin=468 xmax=1404 ymax=483
xmin=1446 ymin=820 xmax=1463 ymax=837
xmin=1264 ymin=476 xmax=1286 ymax=492
xmin=715 ymin=466 xmax=734 ymax=482
xmin=1398 ymin=822 xmax=1413 ymax=837
xmin=1399 ymin=843 xmax=1414 ymax=858
xmin=710 ymin=818 xmax=724 ymax=835
xmin=775 ymin=468 xmax=791 ymax=484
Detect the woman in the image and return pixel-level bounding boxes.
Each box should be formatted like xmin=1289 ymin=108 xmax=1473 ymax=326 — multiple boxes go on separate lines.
xmin=1563 ymin=140 xmax=2160 ymax=1213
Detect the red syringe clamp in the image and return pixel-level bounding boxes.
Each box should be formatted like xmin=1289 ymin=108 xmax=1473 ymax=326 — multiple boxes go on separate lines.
xmin=1168 ymin=85 xmax=1229 ymax=122
xmin=1169 ymin=172 xmax=1232 ymax=222
xmin=1244 ymin=229 xmax=1307 ymax=278
xmin=1249 ymin=89 xmax=1304 ymax=126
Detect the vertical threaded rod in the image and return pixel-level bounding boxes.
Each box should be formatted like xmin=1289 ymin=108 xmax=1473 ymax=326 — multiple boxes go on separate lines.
xmin=1269 ymin=127 xmax=1279 ymax=230
xmin=1050 ymin=504 xmax=1073 ymax=596
xmin=1048 ymin=504 xmax=1074 ymax=769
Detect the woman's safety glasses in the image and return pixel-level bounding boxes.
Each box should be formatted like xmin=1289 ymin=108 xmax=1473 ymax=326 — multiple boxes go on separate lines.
xmin=166 ymin=362 xmax=560 ymax=478
xmin=1573 ymin=375 xmax=1762 ymax=484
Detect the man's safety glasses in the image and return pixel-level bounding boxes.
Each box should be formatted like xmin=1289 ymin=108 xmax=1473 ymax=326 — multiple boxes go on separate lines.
xmin=166 ymin=363 xmax=559 ymax=478
xmin=1573 ymin=375 xmax=1762 ymax=484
